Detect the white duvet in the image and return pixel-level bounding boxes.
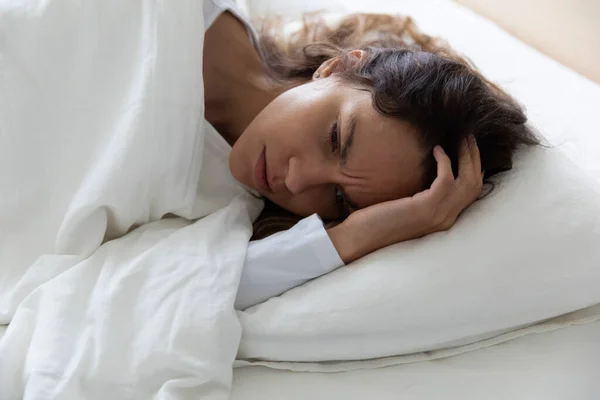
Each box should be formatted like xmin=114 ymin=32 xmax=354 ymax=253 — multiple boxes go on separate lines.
xmin=0 ymin=1 xmax=261 ymax=398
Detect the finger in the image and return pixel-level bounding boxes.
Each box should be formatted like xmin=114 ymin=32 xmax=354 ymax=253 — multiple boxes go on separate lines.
xmin=429 ymin=146 xmax=455 ymax=201
xmin=469 ymin=135 xmax=483 ymax=179
xmin=448 ymin=137 xmax=483 ymax=212
xmin=433 ymin=145 xmax=453 ymax=181
xmin=458 ymin=137 xmax=474 ymax=181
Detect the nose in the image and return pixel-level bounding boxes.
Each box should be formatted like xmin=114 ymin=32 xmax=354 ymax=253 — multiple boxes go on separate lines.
xmin=285 ymin=156 xmax=331 ymax=195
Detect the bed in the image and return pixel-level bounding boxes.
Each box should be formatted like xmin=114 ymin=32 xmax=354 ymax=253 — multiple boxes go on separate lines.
xmin=1 ymin=0 xmax=599 ymax=398
xmin=0 ymin=321 xmax=597 ymax=399
xmin=229 ymin=1 xmax=600 ymax=398
xmin=232 ymin=320 xmax=600 ymax=400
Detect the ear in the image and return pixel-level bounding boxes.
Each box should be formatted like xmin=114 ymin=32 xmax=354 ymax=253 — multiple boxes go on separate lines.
xmin=313 ymin=50 xmax=367 ymax=80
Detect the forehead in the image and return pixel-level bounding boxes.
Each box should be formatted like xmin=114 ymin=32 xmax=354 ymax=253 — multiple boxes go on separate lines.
xmin=341 ymin=91 xmax=425 ymax=207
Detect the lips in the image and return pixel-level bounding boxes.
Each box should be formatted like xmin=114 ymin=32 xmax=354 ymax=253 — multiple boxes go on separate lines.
xmin=254 ymin=147 xmax=272 ymax=193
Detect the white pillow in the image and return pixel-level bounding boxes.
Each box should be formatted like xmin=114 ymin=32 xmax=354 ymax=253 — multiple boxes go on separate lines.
xmin=238 ymin=147 xmax=600 ymax=362
xmin=236 ymin=0 xmax=600 ymax=363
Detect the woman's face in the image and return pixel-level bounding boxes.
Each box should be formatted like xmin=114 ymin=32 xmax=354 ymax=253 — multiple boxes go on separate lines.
xmin=229 ymin=77 xmax=425 ymax=219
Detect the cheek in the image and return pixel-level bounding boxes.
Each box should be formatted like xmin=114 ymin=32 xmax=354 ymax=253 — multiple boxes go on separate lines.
xmin=229 ymin=135 xmax=256 ymax=188
xmin=228 ymin=145 xmax=244 ymax=184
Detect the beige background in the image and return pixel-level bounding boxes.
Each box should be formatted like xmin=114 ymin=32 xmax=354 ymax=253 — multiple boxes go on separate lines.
xmin=456 ymin=0 xmax=600 ymax=84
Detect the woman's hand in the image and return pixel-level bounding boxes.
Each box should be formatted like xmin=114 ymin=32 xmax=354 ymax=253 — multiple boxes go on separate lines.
xmin=328 ymin=135 xmax=484 ymax=263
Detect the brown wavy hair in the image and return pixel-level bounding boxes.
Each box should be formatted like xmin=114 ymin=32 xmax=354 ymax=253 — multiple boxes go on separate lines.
xmin=251 ymin=13 xmax=540 ymax=240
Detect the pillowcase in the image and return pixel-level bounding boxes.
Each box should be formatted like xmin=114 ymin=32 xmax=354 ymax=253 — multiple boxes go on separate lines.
xmin=237 ymin=147 xmax=600 ymax=361
xmin=236 ymin=0 xmax=600 ymax=363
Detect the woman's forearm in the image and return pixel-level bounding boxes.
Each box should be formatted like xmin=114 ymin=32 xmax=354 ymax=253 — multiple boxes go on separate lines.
xmin=327 ymin=222 xmax=377 ymax=264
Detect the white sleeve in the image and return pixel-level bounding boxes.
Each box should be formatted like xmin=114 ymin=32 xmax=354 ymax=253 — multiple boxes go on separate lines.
xmin=234 ymin=214 xmax=344 ymax=310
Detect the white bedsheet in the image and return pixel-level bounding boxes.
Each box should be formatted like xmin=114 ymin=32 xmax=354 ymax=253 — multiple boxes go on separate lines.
xmin=0 ymin=1 xmax=261 ymax=398
xmin=232 ymin=319 xmax=600 ymax=400
xmin=1 ymin=203 xmax=258 ymax=399
xmin=0 ymin=0 xmax=208 ymax=320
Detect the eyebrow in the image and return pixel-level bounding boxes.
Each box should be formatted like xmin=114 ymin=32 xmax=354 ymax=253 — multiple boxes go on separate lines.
xmin=340 ymin=113 xmax=357 ymax=167
xmin=339 ymin=113 xmax=361 ymax=210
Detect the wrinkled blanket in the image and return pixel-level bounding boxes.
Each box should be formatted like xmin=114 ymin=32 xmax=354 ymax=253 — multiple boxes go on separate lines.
xmin=0 ymin=1 xmax=260 ymax=398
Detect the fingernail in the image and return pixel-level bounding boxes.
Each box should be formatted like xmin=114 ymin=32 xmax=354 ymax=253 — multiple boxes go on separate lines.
xmin=469 ymin=134 xmax=476 ymax=143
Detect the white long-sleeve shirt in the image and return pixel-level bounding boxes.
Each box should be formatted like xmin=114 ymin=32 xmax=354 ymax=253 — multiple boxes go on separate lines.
xmin=239 ymin=214 xmax=344 ymax=309
xmin=203 ymin=0 xmax=344 ymax=310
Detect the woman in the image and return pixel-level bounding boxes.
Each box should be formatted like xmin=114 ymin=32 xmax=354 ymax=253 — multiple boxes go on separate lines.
xmin=203 ymin=1 xmax=539 ymax=308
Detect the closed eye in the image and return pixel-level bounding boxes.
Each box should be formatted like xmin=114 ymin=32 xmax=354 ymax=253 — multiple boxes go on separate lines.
xmin=329 ymin=120 xmax=339 ymax=152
